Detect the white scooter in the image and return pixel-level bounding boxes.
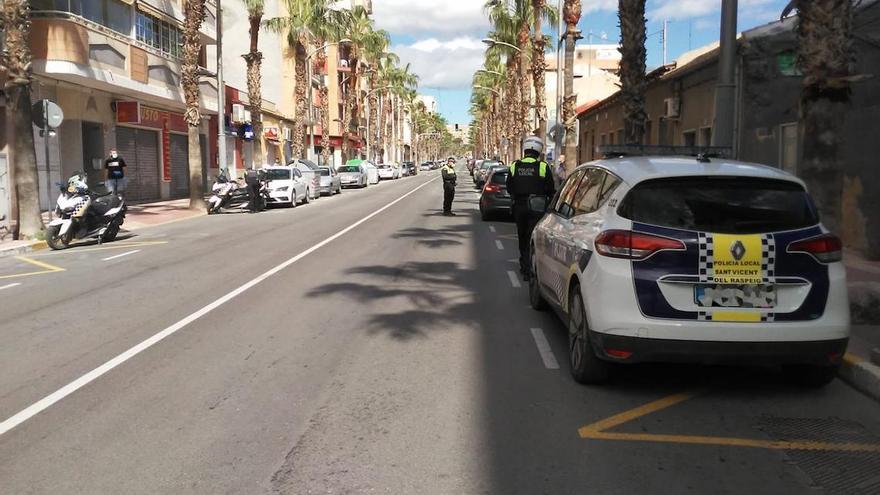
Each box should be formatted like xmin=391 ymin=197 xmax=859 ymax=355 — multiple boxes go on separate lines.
xmin=46 ymin=172 xmax=126 ymax=250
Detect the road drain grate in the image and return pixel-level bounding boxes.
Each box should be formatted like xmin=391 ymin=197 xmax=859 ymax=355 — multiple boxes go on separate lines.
xmin=755 ymin=416 xmax=880 ymax=494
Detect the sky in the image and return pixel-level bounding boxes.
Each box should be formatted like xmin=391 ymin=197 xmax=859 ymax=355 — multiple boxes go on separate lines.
xmin=371 ymin=0 xmax=792 ymax=125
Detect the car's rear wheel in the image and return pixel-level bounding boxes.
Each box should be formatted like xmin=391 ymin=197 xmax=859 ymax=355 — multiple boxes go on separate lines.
xmin=304 ymin=187 xmax=311 ymax=204
xmin=568 ymin=287 xmax=610 ymax=384
xmin=529 ymin=247 xmax=548 ymax=311
xmin=783 ymin=364 xmax=838 ymax=388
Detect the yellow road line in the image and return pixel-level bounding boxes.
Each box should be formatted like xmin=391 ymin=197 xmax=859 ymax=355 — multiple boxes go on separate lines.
xmin=14 ymin=256 xmax=65 ymax=272
xmin=579 ymin=429 xmax=880 ymax=452
xmin=578 ymin=391 xmax=702 ymax=435
xmin=844 ymin=352 xmax=865 ymax=365
xmin=31 ymin=241 xmax=168 ymax=256
xmin=0 ymin=256 xmax=66 ymax=280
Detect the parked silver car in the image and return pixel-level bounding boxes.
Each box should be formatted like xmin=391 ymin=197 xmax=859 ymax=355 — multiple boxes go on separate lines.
xmin=318 ymin=167 xmax=342 ymax=195
xmin=338 ymin=164 xmax=368 ymax=188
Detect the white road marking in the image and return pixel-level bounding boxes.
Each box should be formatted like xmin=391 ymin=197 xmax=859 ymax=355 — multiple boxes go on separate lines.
xmin=530 ymin=328 xmax=560 ymax=369
xmin=101 ymin=250 xmax=141 ymax=262
xmin=489 ymin=225 xmax=496 ymax=233
xmin=0 ymin=176 xmax=439 ymax=437
xmin=507 ymin=270 xmax=522 ymax=288
xmin=0 ymin=283 xmax=21 ymax=291
xmin=495 ymin=240 xmax=504 ymax=250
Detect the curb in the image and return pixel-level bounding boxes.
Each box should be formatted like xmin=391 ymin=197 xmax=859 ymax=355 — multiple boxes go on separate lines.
xmin=840 ymin=353 xmax=880 ymax=403
xmin=0 ymin=240 xmax=48 ymax=259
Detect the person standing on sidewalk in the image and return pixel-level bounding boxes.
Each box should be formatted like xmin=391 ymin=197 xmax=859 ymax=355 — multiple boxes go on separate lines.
xmin=507 ymin=136 xmax=555 ymax=280
xmin=104 ymin=149 xmax=127 ymax=196
xmin=441 ymin=157 xmax=457 ymax=216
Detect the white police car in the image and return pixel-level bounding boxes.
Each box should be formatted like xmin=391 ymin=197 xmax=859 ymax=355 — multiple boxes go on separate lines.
xmin=529 ymin=149 xmax=849 ymax=386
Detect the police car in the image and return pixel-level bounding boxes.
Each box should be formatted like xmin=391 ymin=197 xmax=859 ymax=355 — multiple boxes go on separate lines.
xmin=529 ymin=147 xmax=849 ymax=386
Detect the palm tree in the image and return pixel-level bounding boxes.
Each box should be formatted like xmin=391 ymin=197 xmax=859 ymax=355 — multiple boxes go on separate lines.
xmin=783 ymin=0 xmax=853 ymax=233
xmin=338 ymin=6 xmax=372 ymax=161
xmin=310 ymin=9 xmax=349 ymax=166
xmin=618 ymin=0 xmax=647 ymax=145
xmin=182 ymin=0 xmax=207 ymax=209
xmin=0 ymin=0 xmax=42 ymax=238
xmin=242 ymin=0 xmax=265 ymax=164
xmin=531 ymin=0 xmax=558 ymax=144
xmin=562 ymin=0 xmax=581 ymax=175
xmin=485 ymin=2 xmax=528 ymax=158
xmin=359 ymin=28 xmax=391 ymax=161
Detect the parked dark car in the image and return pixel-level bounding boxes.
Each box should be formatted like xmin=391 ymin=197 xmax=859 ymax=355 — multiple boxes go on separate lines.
xmin=479 ymin=168 xmax=513 ymax=220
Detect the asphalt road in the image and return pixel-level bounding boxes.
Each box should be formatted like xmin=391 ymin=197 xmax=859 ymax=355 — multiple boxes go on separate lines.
xmin=1 ymin=167 xmax=879 ymax=494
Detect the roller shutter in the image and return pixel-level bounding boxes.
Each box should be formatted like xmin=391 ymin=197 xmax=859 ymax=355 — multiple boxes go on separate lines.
xmin=116 ymin=127 xmax=160 ymax=202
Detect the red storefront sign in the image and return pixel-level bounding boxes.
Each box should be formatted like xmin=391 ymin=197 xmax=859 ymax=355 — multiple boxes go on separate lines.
xmin=161 ymin=120 xmax=172 ymax=182
xmin=115 ymin=101 xmax=141 ymax=124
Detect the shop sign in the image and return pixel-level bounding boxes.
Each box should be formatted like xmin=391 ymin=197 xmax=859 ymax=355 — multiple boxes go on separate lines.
xmin=116 ymin=101 xmax=141 ymax=124
xmin=264 ymin=127 xmax=280 ymax=140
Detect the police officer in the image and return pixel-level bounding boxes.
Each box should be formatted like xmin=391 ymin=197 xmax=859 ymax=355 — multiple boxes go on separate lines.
xmin=507 ymin=136 xmax=555 ymax=280
xmin=441 ymin=156 xmax=457 ymax=216
xmin=244 ymin=166 xmax=261 ymax=213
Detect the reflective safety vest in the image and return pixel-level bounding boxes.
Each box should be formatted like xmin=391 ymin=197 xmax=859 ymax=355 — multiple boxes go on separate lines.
xmin=509 ymin=157 xmax=548 ymax=177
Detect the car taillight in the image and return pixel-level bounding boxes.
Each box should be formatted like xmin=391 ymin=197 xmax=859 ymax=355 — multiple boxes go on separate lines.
xmin=595 ymin=230 xmax=686 ymax=260
xmin=484 ymin=183 xmax=501 ymax=193
xmin=787 ymin=234 xmax=843 ymax=263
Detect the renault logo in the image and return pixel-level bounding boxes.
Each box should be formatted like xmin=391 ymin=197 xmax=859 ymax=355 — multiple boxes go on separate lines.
xmin=730 ymin=240 xmax=746 ymax=261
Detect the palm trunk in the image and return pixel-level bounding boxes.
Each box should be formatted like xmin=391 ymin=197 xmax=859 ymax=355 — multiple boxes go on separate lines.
xmin=1 ymin=0 xmax=43 ymax=238
xmin=796 ymin=0 xmax=853 ymax=234
xmin=532 ymin=0 xmax=547 ymax=143
xmin=619 ymin=0 xmax=647 ymax=144
xmin=320 ymin=85 xmax=331 ymax=166
xmin=244 ymin=13 xmax=263 ymax=165
xmin=562 ymin=0 xmax=582 ymax=175
xmin=182 ymin=0 xmax=206 ymax=209
xmin=292 ymin=39 xmax=307 ymax=158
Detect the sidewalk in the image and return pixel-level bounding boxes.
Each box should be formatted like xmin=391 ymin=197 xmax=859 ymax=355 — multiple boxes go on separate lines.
xmin=0 ymin=198 xmax=204 ymax=258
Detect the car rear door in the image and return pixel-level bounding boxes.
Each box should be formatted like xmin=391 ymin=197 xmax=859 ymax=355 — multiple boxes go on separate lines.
xmin=618 ymin=176 xmax=832 ymax=323
xmin=534 ymin=169 xmax=585 ymax=306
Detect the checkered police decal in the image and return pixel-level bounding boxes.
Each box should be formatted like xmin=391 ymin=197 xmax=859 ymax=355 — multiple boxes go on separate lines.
xmin=698 ymin=233 xmax=714 ymax=283
xmin=762 ymin=235 xmax=776 ymax=283
xmin=698 ymin=311 xmax=777 ymax=322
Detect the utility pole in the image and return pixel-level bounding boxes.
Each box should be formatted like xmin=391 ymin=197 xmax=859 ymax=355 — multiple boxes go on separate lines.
xmin=711 ymin=0 xmax=737 ymax=150
xmin=662 ymin=19 xmax=668 ymax=66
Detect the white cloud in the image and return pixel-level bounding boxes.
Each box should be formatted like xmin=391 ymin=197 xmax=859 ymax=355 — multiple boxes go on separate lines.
xmin=392 ymin=37 xmax=486 ymax=90
xmin=372 ymin=0 xmax=490 ymax=37
xmin=584 ymin=0 xmax=619 ymax=14
xmin=647 ymin=0 xmax=777 ymax=21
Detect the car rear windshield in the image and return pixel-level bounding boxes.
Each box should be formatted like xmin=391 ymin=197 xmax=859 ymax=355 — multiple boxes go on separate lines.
xmin=264 ymin=169 xmax=291 ymax=180
xmin=338 ymin=166 xmax=360 ymax=173
xmin=618 ymin=176 xmax=819 ymax=234
xmin=482 ymin=161 xmax=500 ymax=169
xmin=490 ymin=171 xmax=508 ymax=184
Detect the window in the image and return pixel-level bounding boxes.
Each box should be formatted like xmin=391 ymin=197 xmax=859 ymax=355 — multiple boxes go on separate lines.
xmin=553 ymin=169 xmax=585 ymax=218
xmin=618 ymin=176 xmax=819 ymax=234
xmin=58 ymin=0 xmax=129 ymax=34
xmin=600 ymin=134 xmax=607 ymax=146
xmin=572 ymin=168 xmax=606 ymax=215
xmin=136 ymin=11 xmax=183 ymax=57
xmin=682 ymin=130 xmax=696 ymax=147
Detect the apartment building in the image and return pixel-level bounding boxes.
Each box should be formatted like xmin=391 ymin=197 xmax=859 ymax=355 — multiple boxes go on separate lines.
xmin=20 ymin=0 xmax=220 ymax=206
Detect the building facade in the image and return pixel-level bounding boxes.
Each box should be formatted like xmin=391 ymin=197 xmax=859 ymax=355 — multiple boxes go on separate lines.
xmin=577 ymin=3 xmax=880 ymax=258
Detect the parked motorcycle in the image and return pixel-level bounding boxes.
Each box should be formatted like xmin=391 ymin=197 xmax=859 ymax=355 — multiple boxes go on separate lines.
xmin=46 ymin=172 xmax=127 ymax=250
xmin=207 ymin=171 xmax=270 ymax=214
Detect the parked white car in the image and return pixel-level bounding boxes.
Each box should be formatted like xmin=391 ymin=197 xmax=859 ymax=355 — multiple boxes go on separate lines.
xmin=377 ymin=163 xmax=399 ymax=180
xmin=362 ymin=161 xmax=380 ymax=185
xmin=263 ymin=165 xmax=309 ymax=206
xmin=530 ymin=151 xmax=849 ymax=387
xmin=289 ymin=159 xmax=321 ymax=201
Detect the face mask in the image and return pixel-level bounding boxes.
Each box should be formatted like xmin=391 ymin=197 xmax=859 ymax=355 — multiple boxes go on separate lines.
xmin=110 ymin=152 xmax=118 ymax=158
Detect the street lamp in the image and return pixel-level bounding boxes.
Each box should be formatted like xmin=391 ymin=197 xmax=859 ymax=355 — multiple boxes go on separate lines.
xmin=482 ymin=38 xmax=522 ymax=53
xmin=306 ymin=38 xmax=352 ymax=163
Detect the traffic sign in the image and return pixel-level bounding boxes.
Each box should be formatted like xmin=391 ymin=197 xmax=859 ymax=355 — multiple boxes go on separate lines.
xmin=31 ymin=100 xmax=64 ymax=129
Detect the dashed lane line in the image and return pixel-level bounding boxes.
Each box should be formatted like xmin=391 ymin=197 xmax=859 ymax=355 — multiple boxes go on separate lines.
xmin=507 ymin=270 xmax=522 ymax=288
xmin=530 ymin=328 xmax=560 ymax=369
xmin=101 ymin=250 xmax=141 ymax=262
xmin=495 ymin=240 xmax=504 ymax=250
xmin=489 ymin=225 xmax=496 ymax=233
xmin=0 ymin=282 xmax=21 ymax=291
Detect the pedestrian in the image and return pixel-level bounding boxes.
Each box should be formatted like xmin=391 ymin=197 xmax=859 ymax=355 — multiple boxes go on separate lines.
xmin=104 ymin=149 xmax=127 ymax=196
xmin=507 ymin=136 xmax=556 ymax=280
xmin=244 ymin=166 xmax=260 ymax=213
xmin=555 ymin=153 xmax=567 ymax=183
xmin=441 ymin=156 xmax=457 ymax=216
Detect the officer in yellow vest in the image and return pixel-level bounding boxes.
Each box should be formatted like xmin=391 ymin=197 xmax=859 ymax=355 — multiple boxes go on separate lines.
xmin=441 ymin=157 xmax=457 ymax=216
xmin=507 ymin=136 xmax=556 ymax=280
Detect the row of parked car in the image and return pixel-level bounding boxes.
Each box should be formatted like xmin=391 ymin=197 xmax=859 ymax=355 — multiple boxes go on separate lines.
xmin=262 ymin=159 xmax=418 ymax=208
xmin=472 ymin=148 xmax=849 ymax=388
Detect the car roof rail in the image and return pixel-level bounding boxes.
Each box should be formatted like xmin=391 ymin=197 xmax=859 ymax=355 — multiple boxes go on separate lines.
xmin=597 ymin=144 xmax=733 ymax=162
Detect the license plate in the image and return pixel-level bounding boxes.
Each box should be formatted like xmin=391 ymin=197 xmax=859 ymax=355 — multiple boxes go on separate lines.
xmin=694 ymin=284 xmax=776 ymax=308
